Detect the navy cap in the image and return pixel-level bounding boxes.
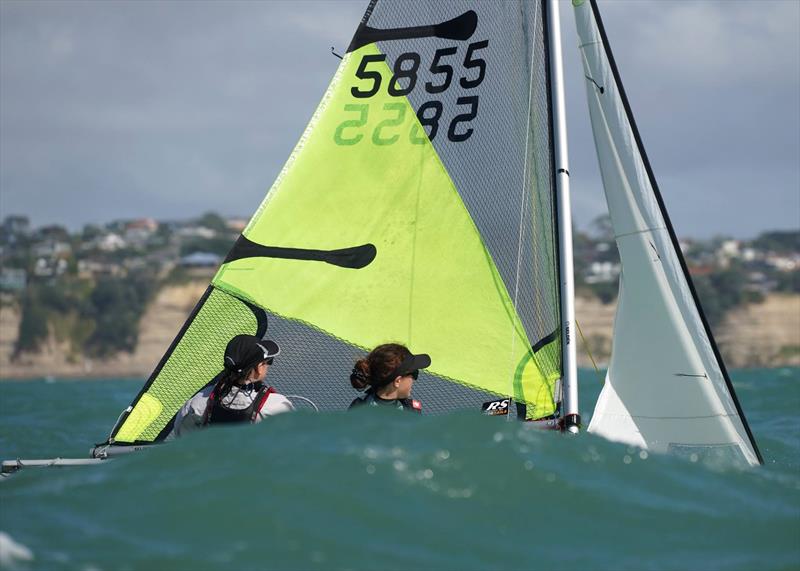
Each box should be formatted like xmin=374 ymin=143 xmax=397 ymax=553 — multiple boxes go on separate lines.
xmin=223 ymin=334 xmax=280 ymax=373
xmin=387 ymin=353 xmax=431 ymax=380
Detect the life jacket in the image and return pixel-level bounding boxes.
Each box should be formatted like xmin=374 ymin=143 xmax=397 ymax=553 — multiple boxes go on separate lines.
xmin=203 ymin=383 xmax=275 ymax=425
xmin=349 ymin=390 xmax=422 ymax=413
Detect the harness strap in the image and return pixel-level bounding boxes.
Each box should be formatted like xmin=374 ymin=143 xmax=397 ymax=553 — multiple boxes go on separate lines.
xmin=201 ymin=388 xmax=219 ymax=426
xmin=251 ymin=386 xmax=275 ymax=422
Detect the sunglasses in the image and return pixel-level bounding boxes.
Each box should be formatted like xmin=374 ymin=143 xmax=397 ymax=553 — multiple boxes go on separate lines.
xmin=406 ymin=369 xmax=419 ymax=380
xmin=265 ymin=357 xmax=274 ymax=365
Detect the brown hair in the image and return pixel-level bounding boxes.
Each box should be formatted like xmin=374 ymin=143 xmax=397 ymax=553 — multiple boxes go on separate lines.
xmin=350 ymin=343 xmax=412 ymax=391
xmin=213 ymin=363 xmax=261 ymax=399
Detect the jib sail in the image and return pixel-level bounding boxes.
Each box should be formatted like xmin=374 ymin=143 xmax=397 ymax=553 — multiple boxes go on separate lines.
xmin=574 ymin=0 xmax=762 ymax=465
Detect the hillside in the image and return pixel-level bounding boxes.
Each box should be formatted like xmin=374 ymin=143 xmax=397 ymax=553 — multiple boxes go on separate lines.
xmin=0 ymin=283 xmax=798 ymax=379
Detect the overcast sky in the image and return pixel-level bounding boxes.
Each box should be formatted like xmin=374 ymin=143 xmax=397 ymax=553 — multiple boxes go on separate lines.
xmin=1 ymin=0 xmax=798 ymax=238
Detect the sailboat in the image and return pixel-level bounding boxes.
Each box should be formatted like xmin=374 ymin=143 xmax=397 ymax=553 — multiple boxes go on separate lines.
xmin=2 ymin=0 xmax=762 ymax=474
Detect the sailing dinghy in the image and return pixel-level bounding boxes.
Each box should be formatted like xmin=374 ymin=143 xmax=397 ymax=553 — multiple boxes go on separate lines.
xmin=3 ymin=0 xmax=761 ymax=474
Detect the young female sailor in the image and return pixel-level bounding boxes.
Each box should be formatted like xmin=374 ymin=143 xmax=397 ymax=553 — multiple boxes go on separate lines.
xmin=348 ymin=343 xmax=431 ymax=413
xmin=172 ymin=334 xmax=294 ymax=436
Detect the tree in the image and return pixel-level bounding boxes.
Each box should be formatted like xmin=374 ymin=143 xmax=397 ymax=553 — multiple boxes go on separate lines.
xmin=752 ymin=230 xmax=800 ymax=254
xmin=14 ymin=290 xmax=48 ymax=355
xmin=590 ymin=214 xmax=614 ymax=241
xmin=84 ymin=275 xmax=156 ymax=356
xmin=196 ymin=212 xmax=229 ymax=234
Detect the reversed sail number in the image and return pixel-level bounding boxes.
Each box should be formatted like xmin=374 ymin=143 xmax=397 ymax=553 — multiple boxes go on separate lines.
xmin=334 ymin=98 xmax=478 ymax=146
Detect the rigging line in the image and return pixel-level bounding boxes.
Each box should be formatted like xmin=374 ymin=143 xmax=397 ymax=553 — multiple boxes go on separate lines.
xmin=508 ymin=1 xmax=541 ymax=392
xmin=575 ymin=319 xmax=604 ymax=385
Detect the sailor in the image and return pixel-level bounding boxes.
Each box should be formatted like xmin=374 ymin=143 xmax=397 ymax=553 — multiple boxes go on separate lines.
xmin=348 ymin=343 xmax=430 ymax=413
xmin=172 ymin=334 xmax=294 ymax=436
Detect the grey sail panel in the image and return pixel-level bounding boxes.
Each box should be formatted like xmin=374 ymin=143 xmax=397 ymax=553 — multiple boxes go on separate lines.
xmin=260 ymin=311 xmax=500 ymax=414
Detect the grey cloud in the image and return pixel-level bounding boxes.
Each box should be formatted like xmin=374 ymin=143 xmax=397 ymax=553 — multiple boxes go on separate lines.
xmin=561 ymin=0 xmax=799 ymax=236
xmin=1 ymin=0 xmax=798 ymax=238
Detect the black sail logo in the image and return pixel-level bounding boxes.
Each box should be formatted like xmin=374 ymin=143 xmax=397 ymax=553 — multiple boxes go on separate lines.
xmin=348 ymin=10 xmax=477 ymax=52
xmin=224 ymin=235 xmax=376 ymax=270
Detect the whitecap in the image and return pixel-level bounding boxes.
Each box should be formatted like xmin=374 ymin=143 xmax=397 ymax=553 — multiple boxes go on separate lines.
xmin=0 ymin=531 xmax=34 ymax=570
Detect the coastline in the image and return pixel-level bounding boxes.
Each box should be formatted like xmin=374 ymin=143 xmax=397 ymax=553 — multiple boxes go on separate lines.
xmin=1 ymin=282 xmax=798 ymax=380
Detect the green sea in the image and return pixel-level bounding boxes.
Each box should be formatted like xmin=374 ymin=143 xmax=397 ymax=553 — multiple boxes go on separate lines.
xmin=1 ymin=368 xmax=798 ymax=571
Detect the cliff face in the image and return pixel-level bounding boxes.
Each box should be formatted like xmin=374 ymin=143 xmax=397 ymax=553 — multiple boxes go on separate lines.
xmin=717 ymin=294 xmax=800 ymax=367
xmin=0 ymin=283 xmax=798 ymax=379
xmin=573 ymin=294 xmax=800 ymax=369
xmin=0 ymin=282 xmax=208 ymax=379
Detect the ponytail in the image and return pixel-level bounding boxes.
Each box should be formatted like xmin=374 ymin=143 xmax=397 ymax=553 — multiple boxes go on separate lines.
xmin=350 ymin=358 xmax=370 ymax=390
xmin=213 ymin=364 xmax=259 ymax=399
xmin=348 ymin=343 xmax=411 ymax=392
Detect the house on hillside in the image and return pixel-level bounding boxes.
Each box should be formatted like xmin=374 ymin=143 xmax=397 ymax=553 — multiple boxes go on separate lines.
xmin=177 ymin=226 xmax=217 ymax=239
xmin=0 ymin=268 xmax=26 ymax=291
xmin=585 ymin=261 xmax=620 ymax=284
xmin=180 ymin=252 xmax=221 ymax=268
xmin=32 ymin=240 xmax=71 ymax=258
xmin=77 ymin=260 xmax=125 ymax=278
xmin=91 ymin=233 xmax=127 ymax=252
xmin=33 ymin=257 xmax=68 ymax=278
xmin=226 ymin=218 xmax=248 ymax=233
xmin=124 ymin=218 xmax=159 ymax=246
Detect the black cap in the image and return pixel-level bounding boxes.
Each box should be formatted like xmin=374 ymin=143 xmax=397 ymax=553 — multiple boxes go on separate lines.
xmin=223 ymin=334 xmax=280 ymax=373
xmin=387 ymin=353 xmax=431 ymax=380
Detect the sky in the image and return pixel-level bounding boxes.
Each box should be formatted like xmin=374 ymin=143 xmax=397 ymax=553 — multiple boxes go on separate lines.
xmin=1 ymin=0 xmax=798 ymax=239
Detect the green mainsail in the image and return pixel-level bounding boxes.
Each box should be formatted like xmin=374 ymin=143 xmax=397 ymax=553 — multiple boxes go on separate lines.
xmin=109 ymin=0 xmax=562 ymax=445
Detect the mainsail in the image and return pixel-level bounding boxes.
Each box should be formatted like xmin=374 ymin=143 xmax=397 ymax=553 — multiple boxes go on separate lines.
xmin=98 ymin=0 xmax=569 ymax=450
xmin=573 ymin=0 xmax=762 ymax=465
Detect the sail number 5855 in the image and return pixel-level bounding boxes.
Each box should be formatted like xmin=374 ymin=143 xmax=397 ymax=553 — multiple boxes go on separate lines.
xmin=351 ymin=41 xmax=488 ymax=99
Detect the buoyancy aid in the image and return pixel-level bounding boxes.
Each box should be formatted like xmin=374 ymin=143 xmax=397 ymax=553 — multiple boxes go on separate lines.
xmin=203 ymin=383 xmax=275 ymax=425
xmin=348 ymin=390 xmax=422 ymax=413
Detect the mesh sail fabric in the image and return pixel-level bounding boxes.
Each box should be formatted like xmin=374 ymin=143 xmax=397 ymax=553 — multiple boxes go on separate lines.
xmin=574 ymin=0 xmax=760 ymax=465
xmin=257 ymin=310 xmax=497 ymax=414
xmin=213 ymin=0 xmax=562 ymax=417
xmin=111 ymin=287 xmax=265 ymax=443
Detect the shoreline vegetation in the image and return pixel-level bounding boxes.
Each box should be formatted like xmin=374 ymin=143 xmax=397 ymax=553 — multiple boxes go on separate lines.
xmin=1 ymin=213 xmax=798 ymax=379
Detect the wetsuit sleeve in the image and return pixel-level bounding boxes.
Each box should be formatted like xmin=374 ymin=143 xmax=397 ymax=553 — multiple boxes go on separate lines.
xmin=174 ymin=387 xmax=213 ymax=437
xmin=256 ymin=392 xmax=294 ymax=421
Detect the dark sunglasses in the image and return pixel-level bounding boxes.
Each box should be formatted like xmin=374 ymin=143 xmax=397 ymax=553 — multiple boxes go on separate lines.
xmin=407 ymin=369 xmax=419 ymax=380
xmin=265 ymin=357 xmax=274 ymax=365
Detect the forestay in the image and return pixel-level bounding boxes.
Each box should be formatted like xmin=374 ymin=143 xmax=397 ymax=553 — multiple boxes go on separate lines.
xmin=99 ymin=0 xmax=566 ymax=449
xmin=574 ymin=0 xmax=762 ymax=465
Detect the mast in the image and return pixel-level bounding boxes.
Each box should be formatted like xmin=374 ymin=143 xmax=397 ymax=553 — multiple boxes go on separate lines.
xmin=547 ymin=0 xmax=579 ymax=432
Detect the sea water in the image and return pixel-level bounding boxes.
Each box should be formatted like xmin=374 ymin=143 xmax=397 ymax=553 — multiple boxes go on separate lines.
xmin=0 ymin=368 xmax=798 ymax=571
